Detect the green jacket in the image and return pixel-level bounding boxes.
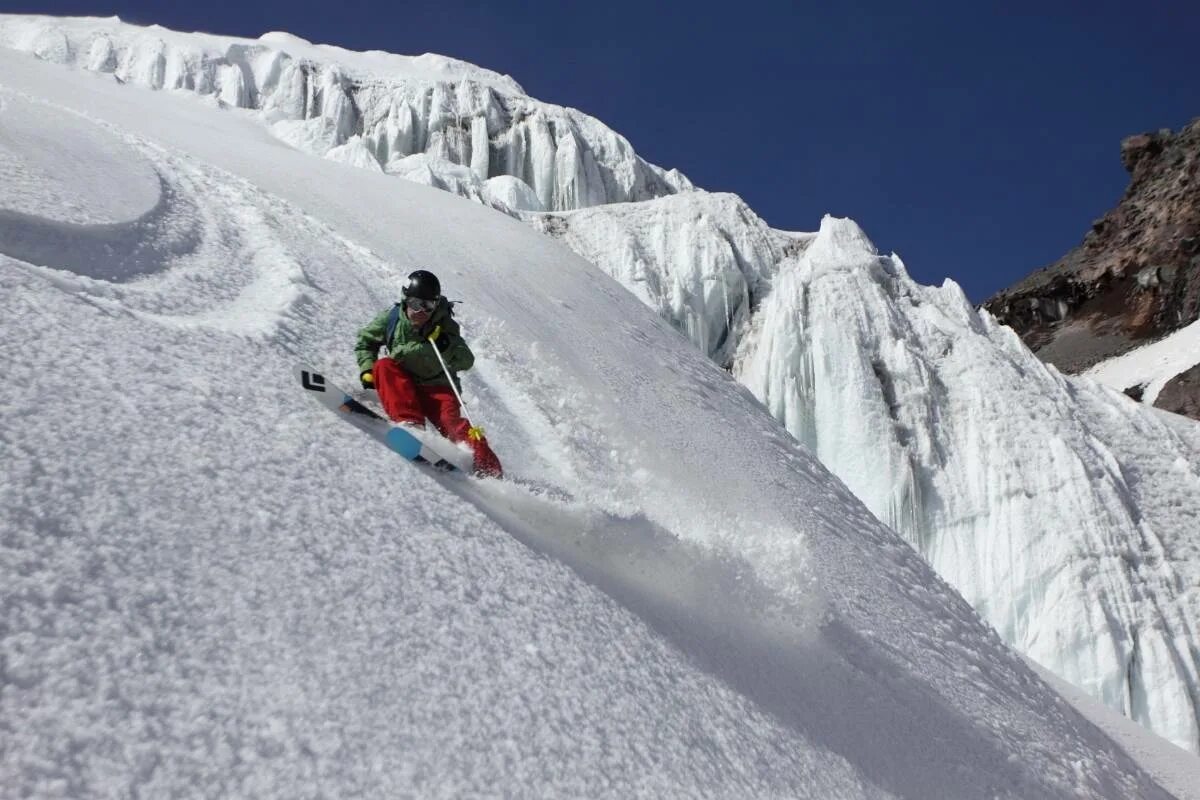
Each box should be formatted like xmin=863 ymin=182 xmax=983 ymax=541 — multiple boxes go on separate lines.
xmin=355 ymin=299 xmax=475 ymax=389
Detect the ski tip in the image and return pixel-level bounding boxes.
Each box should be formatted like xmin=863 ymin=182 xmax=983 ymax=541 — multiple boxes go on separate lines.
xmin=298 ymin=367 xmax=327 ymax=393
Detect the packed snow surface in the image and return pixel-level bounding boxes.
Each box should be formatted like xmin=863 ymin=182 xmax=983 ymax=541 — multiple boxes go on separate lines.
xmin=1085 ymin=317 xmax=1200 ymax=406
xmin=2 ymin=37 xmax=1194 ymax=799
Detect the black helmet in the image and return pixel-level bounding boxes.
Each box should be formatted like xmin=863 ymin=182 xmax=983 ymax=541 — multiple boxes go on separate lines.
xmin=402 ymin=269 xmax=441 ymax=301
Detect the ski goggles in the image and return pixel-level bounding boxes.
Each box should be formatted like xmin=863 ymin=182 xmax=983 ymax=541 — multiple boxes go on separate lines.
xmin=404 ymin=296 xmax=437 ymax=312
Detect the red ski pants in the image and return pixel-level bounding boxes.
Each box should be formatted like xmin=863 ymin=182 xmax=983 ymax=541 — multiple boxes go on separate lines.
xmin=372 ymin=358 xmax=503 ymax=477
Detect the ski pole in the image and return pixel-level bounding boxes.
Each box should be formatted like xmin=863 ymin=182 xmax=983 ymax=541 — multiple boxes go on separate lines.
xmin=427 ymin=329 xmax=485 ymax=441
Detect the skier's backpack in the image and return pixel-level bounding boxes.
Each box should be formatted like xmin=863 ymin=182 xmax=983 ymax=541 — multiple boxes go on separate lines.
xmin=384 ymin=303 xmax=403 ymax=348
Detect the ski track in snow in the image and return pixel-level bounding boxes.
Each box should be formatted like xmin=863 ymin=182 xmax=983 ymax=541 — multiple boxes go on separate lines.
xmin=0 ymin=86 xmax=306 ymax=336
xmin=0 ymin=91 xmax=158 ymax=225
xmin=1 ymin=28 xmax=1197 ymax=800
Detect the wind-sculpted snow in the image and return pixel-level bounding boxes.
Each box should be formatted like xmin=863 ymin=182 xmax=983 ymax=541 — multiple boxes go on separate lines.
xmin=531 ymin=193 xmax=797 ymax=365
xmin=737 ymin=215 xmax=1200 ymax=752
xmin=0 ymin=84 xmax=306 ymax=333
xmin=0 ymin=92 xmax=158 ymax=225
xmin=0 ymin=92 xmax=201 ymax=282
xmin=0 ymin=15 xmax=687 ymax=214
xmin=0 ymin=46 xmax=1186 ymax=798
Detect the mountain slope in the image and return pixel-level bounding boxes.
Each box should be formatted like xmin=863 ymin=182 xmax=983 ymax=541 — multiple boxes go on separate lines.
xmin=0 ymin=42 xmax=1189 ymax=799
xmin=982 ymin=119 xmax=1200 ymax=420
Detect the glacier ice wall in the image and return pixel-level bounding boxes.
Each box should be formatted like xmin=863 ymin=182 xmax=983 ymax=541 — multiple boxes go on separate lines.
xmin=736 ymin=216 xmax=1200 ymax=752
xmin=530 ymin=193 xmax=800 ymax=365
xmin=0 ymin=16 xmax=689 ymax=212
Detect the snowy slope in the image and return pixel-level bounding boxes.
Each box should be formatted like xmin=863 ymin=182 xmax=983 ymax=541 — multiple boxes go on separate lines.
xmin=1027 ymin=655 xmax=1200 ymax=800
xmin=0 ymin=43 xmax=1190 ymax=800
xmin=1085 ymin=318 xmax=1200 ymax=406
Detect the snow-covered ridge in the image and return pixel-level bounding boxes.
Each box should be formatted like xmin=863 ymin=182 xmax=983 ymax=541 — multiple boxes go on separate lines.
xmin=0 ymin=15 xmax=692 ymax=213
xmin=0 ymin=15 xmax=523 ymax=94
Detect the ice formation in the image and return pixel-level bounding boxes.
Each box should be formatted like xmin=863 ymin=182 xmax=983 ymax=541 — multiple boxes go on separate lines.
xmin=734 ymin=216 xmax=1200 ymax=752
xmin=0 ymin=15 xmax=684 ymax=213
xmin=531 ymin=192 xmax=799 ymax=366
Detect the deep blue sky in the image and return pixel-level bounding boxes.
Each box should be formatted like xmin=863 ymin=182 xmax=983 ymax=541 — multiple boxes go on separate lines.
xmin=11 ymin=1 xmax=1200 ymax=299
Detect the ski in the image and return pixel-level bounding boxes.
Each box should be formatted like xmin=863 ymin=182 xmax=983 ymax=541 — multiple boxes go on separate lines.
xmin=296 ymin=365 xmax=469 ymax=472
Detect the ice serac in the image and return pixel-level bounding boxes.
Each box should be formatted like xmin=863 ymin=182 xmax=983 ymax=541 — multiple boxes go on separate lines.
xmin=0 ymin=15 xmax=682 ymax=213
xmin=483 ymin=175 xmax=544 ymax=213
xmin=736 ymin=215 xmax=1200 ymax=752
xmin=531 ymin=193 xmax=795 ymax=365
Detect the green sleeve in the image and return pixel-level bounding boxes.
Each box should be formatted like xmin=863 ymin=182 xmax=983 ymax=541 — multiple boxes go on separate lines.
xmin=355 ymin=310 xmax=391 ymax=373
xmin=444 ymin=335 xmax=474 ymax=372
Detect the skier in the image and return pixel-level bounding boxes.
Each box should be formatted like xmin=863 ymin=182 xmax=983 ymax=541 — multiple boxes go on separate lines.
xmin=355 ymin=269 xmax=503 ymax=478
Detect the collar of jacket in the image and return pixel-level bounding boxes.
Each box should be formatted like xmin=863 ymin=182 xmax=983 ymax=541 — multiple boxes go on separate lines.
xmin=405 ymin=297 xmax=450 ymax=337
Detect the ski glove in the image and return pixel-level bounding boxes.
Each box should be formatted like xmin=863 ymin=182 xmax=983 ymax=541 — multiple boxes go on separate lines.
xmin=427 ymin=325 xmax=451 ymax=352
xmin=360 ymin=370 xmax=375 ymax=390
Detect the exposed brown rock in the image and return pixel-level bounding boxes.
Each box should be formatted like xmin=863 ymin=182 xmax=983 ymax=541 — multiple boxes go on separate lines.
xmin=983 ymin=118 xmax=1200 ymax=421
xmin=1157 ymin=364 xmax=1200 ymax=419
xmin=1120 ymin=130 xmax=1172 ymax=174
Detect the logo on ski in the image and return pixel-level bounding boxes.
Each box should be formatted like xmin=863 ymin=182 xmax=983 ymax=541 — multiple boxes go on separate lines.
xmin=301 ymin=371 xmax=326 ymax=392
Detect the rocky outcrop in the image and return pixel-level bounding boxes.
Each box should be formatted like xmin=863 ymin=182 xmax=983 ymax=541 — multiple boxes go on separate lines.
xmin=983 ymin=119 xmax=1200 ymax=419
xmin=1158 ymin=364 xmax=1200 ymax=419
xmin=984 ymin=121 xmax=1200 ymax=364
